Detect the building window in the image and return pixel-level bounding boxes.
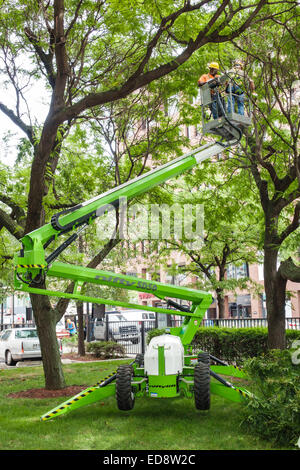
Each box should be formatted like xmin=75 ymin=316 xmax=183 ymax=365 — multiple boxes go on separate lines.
xmin=166 ymin=273 xmax=175 ymax=285
xmin=260 ymin=293 xmax=267 ymax=318
xmin=166 ymin=264 xmax=186 ymax=286
xmin=227 ymin=263 xmax=249 ymax=279
xmin=126 ymin=272 xmax=137 ymax=278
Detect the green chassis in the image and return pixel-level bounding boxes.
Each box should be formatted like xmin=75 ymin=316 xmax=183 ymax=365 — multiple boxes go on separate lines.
xmin=13 ymin=86 xmax=252 ymax=420
xmin=41 ymin=355 xmax=251 ymax=421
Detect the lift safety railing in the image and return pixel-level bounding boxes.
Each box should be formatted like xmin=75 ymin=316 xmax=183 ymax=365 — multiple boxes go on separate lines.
xmin=199 ymin=74 xmax=252 ymax=141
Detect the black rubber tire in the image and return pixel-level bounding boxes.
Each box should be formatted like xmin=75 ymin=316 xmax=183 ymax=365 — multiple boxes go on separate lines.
xmin=194 ymin=362 xmax=210 ymax=410
xmin=198 ymin=351 xmax=210 ymax=366
xmin=135 ymin=353 xmax=144 ymax=366
xmin=5 ymin=350 xmax=17 ymax=366
xmin=116 ymin=364 xmax=135 ymax=411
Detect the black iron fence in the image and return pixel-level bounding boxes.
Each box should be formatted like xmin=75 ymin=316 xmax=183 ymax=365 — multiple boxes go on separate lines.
xmin=2 ymin=317 xmax=300 ymax=334
xmin=200 ymin=317 xmax=300 ymax=330
xmin=88 ymin=317 xmax=300 ymax=355
xmin=1 ymin=317 xmax=300 ymax=357
xmin=0 ymin=320 xmax=35 ymax=331
xmin=87 ymin=318 xmax=156 ymax=356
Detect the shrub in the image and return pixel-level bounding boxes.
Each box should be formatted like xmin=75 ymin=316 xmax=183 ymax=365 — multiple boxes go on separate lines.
xmin=192 ymin=327 xmax=300 ymax=365
xmin=242 ymin=349 xmax=300 ymax=447
xmin=86 ymin=341 xmax=126 ymax=359
xmin=62 ymin=334 xmax=78 ymax=345
xmin=146 ymin=326 xmax=300 ymax=365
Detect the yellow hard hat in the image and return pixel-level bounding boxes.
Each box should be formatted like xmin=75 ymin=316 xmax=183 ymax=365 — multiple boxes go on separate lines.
xmin=208 ymin=62 xmax=219 ymax=70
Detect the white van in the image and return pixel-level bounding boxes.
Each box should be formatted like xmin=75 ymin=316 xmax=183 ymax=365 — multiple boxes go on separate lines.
xmin=120 ymin=309 xmax=156 ymax=327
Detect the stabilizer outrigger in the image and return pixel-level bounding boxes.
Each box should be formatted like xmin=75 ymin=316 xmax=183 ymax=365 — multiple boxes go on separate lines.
xmin=13 ymin=77 xmax=252 ymax=421
xmin=41 ymin=354 xmax=251 ymax=421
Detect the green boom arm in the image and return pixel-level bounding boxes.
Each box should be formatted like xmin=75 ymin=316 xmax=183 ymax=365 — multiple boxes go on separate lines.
xmin=14 ymin=134 xmax=238 ymax=332
xmin=16 ymin=141 xmax=230 ymax=260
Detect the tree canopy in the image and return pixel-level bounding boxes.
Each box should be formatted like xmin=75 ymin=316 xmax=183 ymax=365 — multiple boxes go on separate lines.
xmin=0 ymin=0 xmax=298 ymax=387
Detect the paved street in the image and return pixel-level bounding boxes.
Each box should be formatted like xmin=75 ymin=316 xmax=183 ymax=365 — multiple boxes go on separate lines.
xmin=0 ymin=343 xmax=136 ymax=369
xmin=0 ymin=344 xmax=75 ymax=369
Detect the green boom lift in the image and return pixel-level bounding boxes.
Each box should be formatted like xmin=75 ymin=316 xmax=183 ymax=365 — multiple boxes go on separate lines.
xmin=14 ymin=78 xmax=252 ymax=421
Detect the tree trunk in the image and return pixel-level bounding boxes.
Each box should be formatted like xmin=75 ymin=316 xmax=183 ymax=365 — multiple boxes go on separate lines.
xmin=216 ymin=289 xmax=225 ymax=319
xmin=264 ymin=248 xmax=287 ymax=349
xmin=76 ymin=235 xmax=85 ymax=356
xmin=77 ymin=302 xmax=85 ymax=356
xmin=31 ymin=293 xmax=66 ymax=390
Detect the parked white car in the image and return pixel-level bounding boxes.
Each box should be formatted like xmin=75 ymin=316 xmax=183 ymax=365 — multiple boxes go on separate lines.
xmin=0 ymin=328 xmax=62 ymax=366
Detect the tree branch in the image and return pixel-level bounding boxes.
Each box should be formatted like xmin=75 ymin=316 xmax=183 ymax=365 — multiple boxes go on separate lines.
xmin=0 ymin=207 xmax=24 ymax=239
xmin=55 ymin=237 xmax=121 ymax=320
xmin=0 ymin=193 xmax=26 ymax=226
xmin=0 ymin=102 xmax=35 ymax=145
xmin=24 ymin=27 xmax=56 ymax=89
xmin=52 ymin=1 xmax=267 ymax=125
xmin=278 ymin=200 xmax=300 ymax=244
xmin=278 ymin=257 xmax=300 ymax=283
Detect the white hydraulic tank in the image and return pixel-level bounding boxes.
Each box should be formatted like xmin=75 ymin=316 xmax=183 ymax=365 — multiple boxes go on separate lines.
xmin=144 ymin=335 xmax=184 ymax=376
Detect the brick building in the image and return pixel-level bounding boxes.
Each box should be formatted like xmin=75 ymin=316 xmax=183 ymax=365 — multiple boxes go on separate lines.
xmin=122 ymin=120 xmax=300 ymax=320
xmin=125 ymin=254 xmax=300 ymax=319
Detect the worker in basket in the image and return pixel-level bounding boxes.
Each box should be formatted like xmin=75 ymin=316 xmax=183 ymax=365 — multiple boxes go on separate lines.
xmin=226 ymin=60 xmax=255 ymax=115
xmin=198 ymin=62 xmax=224 ymax=119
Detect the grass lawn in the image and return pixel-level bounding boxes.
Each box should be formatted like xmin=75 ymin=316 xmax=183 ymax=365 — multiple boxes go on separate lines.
xmin=0 ymin=359 xmax=289 ymax=451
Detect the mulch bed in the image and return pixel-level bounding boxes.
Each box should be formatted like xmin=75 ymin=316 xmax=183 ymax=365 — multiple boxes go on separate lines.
xmin=62 ymin=353 xmax=100 ymax=361
xmin=8 ymin=385 xmax=88 ymax=399
xmin=6 ymin=353 xmax=126 ymax=399
xmin=6 ymin=353 xmax=114 ymax=399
